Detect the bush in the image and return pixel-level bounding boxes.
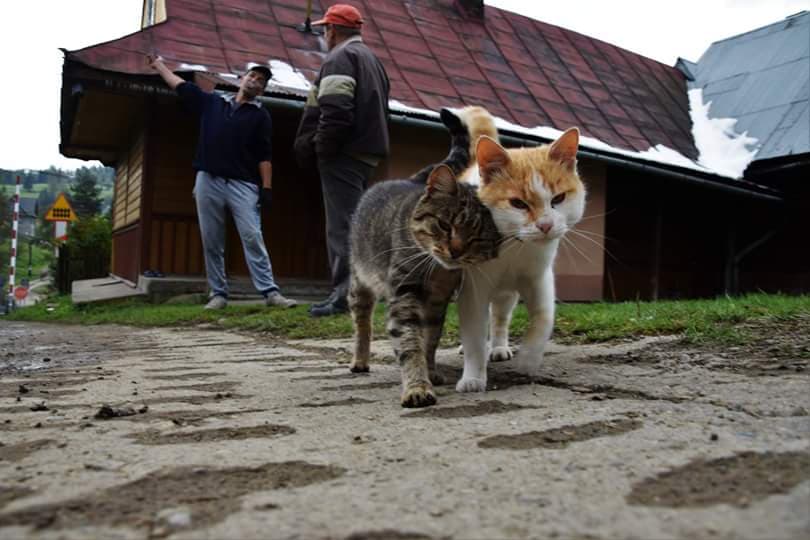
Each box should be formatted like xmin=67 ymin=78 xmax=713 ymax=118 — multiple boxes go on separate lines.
xmin=54 ymin=216 xmax=112 ymax=293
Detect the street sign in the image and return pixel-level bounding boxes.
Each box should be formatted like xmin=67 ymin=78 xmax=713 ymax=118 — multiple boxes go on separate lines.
xmin=13 ymin=286 xmax=28 ymax=301
xmin=45 ymin=193 xmax=78 ymax=222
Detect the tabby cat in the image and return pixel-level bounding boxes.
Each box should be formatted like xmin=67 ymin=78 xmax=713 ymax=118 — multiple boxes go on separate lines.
xmin=348 ymin=107 xmax=501 ymax=408
xmin=455 ymin=128 xmax=586 ymax=392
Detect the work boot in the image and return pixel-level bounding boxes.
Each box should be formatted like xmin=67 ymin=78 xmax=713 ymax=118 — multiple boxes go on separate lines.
xmin=309 ymin=297 xmax=349 ymax=317
xmin=309 ymin=290 xmax=337 ymax=310
xmin=204 ymin=295 xmax=227 ymax=310
xmin=265 ymin=291 xmax=298 ymax=308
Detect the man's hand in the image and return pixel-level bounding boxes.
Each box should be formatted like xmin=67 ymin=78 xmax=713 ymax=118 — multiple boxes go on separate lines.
xmin=146 ymin=54 xmax=184 ymax=90
xmin=259 ymin=187 xmax=273 ymax=210
xmin=146 ymin=54 xmax=164 ymax=71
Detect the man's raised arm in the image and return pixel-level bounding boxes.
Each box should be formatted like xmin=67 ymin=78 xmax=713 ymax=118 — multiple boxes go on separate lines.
xmin=146 ymin=55 xmax=184 ymax=90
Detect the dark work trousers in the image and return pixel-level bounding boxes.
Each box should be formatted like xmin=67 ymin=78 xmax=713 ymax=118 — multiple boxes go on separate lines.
xmin=318 ymin=154 xmax=375 ymax=302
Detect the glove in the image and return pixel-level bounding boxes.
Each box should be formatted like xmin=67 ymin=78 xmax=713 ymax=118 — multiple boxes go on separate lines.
xmin=259 ymin=187 xmax=273 ymax=210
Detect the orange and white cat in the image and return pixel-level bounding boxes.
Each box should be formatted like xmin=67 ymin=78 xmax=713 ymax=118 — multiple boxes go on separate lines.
xmin=456 ymin=128 xmax=586 ymax=392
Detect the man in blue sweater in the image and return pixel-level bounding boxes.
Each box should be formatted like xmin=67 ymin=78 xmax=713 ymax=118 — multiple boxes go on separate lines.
xmin=148 ymin=55 xmax=296 ymax=310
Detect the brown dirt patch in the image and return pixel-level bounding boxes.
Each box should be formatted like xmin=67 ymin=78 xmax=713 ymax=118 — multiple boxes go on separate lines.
xmin=271 ymin=365 xmax=338 ymax=373
xmin=0 ymin=439 xmax=56 ymax=462
xmin=1 ymin=374 xmax=119 ymax=398
xmin=0 ymin=461 xmax=345 ymax=532
xmin=150 ymin=381 xmax=241 ymax=393
xmin=478 ymin=419 xmax=642 ymax=450
xmin=299 ymin=398 xmax=376 ymax=408
xmin=0 ymin=485 xmax=35 ymax=508
xmin=128 ymin=424 xmax=295 ymax=445
xmin=586 ymin=315 xmax=810 ymax=377
xmin=627 ymin=450 xmax=810 ymax=508
xmin=403 ymin=400 xmax=536 ymax=419
xmin=146 ymin=372 xmax=228 ymax=381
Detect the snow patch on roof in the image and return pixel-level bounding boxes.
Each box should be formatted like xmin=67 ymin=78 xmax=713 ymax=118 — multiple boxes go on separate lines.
xmin=688 ymin=88 xmax=758 ymax=178
xmin=178 ymin=63 xmax=207 ymax=71
xmin=267 ymin=60 xmax=312 ymax=95
xmin=237 ymin=64 xmax=736 ymax=179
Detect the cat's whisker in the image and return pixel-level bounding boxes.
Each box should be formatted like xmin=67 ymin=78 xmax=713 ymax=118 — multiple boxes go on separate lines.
xmin=578 ymin=209 xmax=615 ymax=223
xmin=561 ymin=235 xmax=593 ymax=264
xmin=395 ymin=253 xmax=433 ymax=290
xmin=567 ymin=229 xmax=621 ymax=263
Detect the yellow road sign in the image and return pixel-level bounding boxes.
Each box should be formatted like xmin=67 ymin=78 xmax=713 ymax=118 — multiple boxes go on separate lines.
xmin=44 ymin=193 xmax=78 ymax=222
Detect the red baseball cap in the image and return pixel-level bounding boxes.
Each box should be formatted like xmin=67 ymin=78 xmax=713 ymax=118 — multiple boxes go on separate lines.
xmin=311 ymin=4 xmax=364 ymax=28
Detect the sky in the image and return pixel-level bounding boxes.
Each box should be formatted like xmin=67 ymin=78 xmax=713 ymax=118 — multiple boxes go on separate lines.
xmin=0 ymin=0 xmax=807 ymax=172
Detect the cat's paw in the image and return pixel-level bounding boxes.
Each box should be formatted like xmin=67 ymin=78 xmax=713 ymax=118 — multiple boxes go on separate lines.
xmin=515 ymin=353 xmax=540 ymax=378
xmin=456 ymin=377 xmax=487 ymax=393
xmin=401 ymin=383 xmax=437 ymax=408
xmin=456 ymin=345 xmax=464 ymax=355
xmin=349 ymin=360 xmax=370 ymax=373
xmin=490 ymin=346 xmax=513 ymax=362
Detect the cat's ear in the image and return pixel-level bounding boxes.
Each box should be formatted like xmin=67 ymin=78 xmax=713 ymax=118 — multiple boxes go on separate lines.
xmin=476 ymin=136 xmax=510 ymax=183
xmin=426 ymin=164 xmax=457 ymax=196
xmin=440 ymin=108 xmax=463 ymax=133
xmin=549 ymin=127 xmax=579 ymax=168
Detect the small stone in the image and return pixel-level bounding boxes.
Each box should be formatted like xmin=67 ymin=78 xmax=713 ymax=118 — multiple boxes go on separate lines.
xmin=710 ymin=433 xmax=719 ymax=441
xmin=18 ymin=385 xmax=30 ymax=394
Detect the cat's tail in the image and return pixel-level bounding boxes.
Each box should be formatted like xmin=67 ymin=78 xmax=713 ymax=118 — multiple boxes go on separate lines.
xmin=409 ymin=106 xmax=499 ymax=184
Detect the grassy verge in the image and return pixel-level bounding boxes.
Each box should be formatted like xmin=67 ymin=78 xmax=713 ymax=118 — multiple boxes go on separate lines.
xmin=7 ymin=293 xmax=810 ymax=346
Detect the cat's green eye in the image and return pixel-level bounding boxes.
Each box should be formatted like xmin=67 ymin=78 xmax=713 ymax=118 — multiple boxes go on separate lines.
xmin=551 ymin=193 xmax=566 ymax=206
xmin=509 ymin=198 xmax=529 ymax=210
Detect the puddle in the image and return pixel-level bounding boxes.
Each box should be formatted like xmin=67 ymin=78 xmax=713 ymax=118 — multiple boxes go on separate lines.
xmin=299 ymin=398 xmax=376 ymax=408
xmin=627 ymin=451 xmax=810 ymax=508
xmin=403 ymin=400 xmax=536 ymax=419
xmin=129 ymin=424 xmax=295 ymax=445
xmin=0 ymin=461 xmax=345 ymax=532
xmin=478 ymin=419 xmax=642 ymax=450
xmin=0 ymin=439 xmax=56 ymax=462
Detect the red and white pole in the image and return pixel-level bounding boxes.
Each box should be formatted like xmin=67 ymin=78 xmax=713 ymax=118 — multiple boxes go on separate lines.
xmin=7 ymin=175 xmax=21 ymax=308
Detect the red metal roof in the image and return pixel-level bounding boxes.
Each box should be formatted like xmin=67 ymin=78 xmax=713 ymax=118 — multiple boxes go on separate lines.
xmin=66 ymin=0 xmax=697 ymax=158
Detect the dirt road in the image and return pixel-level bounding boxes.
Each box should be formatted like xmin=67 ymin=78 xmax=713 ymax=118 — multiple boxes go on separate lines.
xmin=0 ymin=321 xmax=808 ymax=539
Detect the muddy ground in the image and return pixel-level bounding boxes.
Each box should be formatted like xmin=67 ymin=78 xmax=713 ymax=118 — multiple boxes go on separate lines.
xmin=0 ymin=320 xmax=808 ymax=539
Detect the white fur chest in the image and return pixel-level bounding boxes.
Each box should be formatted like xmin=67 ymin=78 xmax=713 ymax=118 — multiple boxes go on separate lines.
xmin=465 ymin=239 xmax=558 ymax=293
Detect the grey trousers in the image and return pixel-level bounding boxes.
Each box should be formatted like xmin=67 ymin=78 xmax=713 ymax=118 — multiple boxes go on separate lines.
xmin=193 ymin=171 xmax=279 ymax=298
xmin=318 ymin=154 xmax=374 ymax=301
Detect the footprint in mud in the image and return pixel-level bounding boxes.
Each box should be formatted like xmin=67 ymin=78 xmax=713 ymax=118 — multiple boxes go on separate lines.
xmin=478 ymin=418 xmax=642 ymax=450
xmin=0 ymin=485 xmax=35 ymax=509
xmin=403 ymin=400 xmax=537 ymax=419
xmin=0 ymin=439 xmax=56 ymax=462
xmin=151 ymin=381 xmax=241 ymax=393
xmin=128 ymin=424 xmax=295 ymax=445
xmin=146 ymin=372 xmax=228 ymax=381
xmin=298 ymin=398 xmax=376 ymax=408
xmin=0 ymin=462 xmax=345 ymax=532
xmin=344 ymin=531 xmax=433 ymax=540
xmin=626 ymin=450 xmax=810 ymax=508
xmin=320 ymin=381 xmax=400 ymax=392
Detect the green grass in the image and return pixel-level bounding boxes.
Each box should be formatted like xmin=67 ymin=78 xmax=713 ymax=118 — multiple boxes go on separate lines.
xmin=0 ymin=240 xmax=52 ymax=282
xmin=7 ymin=293 xmax=810 ymax=347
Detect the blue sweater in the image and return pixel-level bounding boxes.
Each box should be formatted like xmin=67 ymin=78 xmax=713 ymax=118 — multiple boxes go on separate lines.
xmin=177 ymin=82 xmax=272 ymax=185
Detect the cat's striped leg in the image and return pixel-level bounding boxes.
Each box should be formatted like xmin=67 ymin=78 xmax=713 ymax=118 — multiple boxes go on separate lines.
xmin=515 ymin=269 xmax=555 ymax=377
xmin=349 ymin=278 xmax=375 ymax=373
xmin=490 ymin=290 xmax=519 ymax=362
xmin=422 ymin=296 xmax=454 ymax=386
xmin=388 ymin=292 xmax=436 ymax=407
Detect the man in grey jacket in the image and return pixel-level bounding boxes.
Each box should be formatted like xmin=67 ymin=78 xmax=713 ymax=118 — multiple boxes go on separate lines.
xmin=294 ymin=3 xmax=390 ymax=317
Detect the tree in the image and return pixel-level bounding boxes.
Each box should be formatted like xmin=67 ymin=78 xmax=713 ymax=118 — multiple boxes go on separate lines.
xmin=70 ymin=168 xmax=103 ymax=218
